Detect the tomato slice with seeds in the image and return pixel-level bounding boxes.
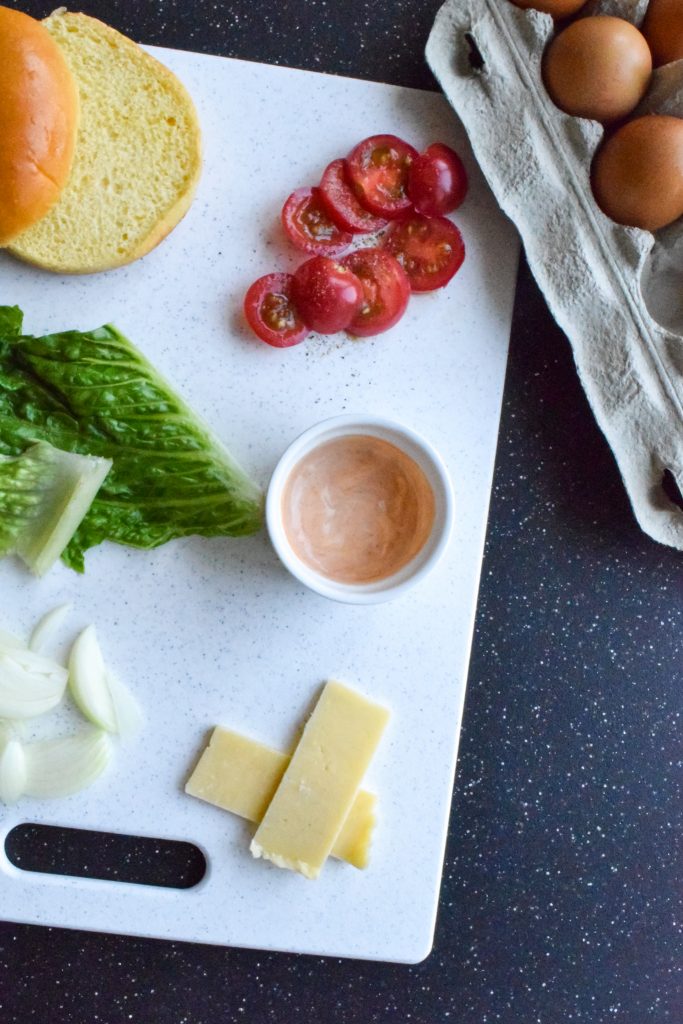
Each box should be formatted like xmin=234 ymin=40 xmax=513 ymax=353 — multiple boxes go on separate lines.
xmin=281 ymin=187 xmax=352 ymax=256
xmin=243 ymin=273 xmax=310 ymax=348
xmin=383 ymin=213 xmax=465 ymax=292
xmin=319 ymin=159 xmax=388 ymax=234
xmin=345 ymin=134 xmax=418 ymax=220
xmin=340 ymin=248 xmax=411 ymax=337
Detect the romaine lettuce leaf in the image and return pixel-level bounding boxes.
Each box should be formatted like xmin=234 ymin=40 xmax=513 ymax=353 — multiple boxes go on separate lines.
xmin=0 ymin=441 xmax=112 ymax=575
xmin=0 ymin=312 xmax=263 ymax=571
xmin=0 ymin=306 xmax=22 ymax=338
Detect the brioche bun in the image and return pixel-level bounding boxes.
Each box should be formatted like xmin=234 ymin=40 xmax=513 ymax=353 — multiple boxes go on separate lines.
xmin=8 ymin=10 xmax=202 ymax=275
xmin=0 ymin=5 xmax=79 ymax=245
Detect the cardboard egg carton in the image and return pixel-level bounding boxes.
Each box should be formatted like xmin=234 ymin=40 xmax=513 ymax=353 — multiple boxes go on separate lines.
xmin=427 ymin=0 xmax=683 ymax=550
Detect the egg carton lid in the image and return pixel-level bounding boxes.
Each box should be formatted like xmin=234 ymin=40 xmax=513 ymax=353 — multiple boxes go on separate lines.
xmin=427 ymin=0 xmax=683 ymax=550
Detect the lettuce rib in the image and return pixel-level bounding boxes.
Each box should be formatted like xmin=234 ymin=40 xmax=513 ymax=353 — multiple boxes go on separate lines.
xmin=0 ymin=442 xmax=112 ymax=575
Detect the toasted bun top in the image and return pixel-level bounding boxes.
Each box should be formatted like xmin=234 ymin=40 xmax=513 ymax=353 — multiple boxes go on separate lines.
xmin=0 ymin=5 xmax=79 ymax=245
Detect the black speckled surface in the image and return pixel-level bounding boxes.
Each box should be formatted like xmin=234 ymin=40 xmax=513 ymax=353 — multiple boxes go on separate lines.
xmin=1 ymin=2 xmax=681 ymax=1021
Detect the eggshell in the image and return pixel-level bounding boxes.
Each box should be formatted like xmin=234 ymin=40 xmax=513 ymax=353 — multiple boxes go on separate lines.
xmin=642 ymin=0 xmax=683 ymax=67
xmin=591 ymin=114 xmax=683 ymax=230
xmin=543 ymin=15 xmax=652 ymax=122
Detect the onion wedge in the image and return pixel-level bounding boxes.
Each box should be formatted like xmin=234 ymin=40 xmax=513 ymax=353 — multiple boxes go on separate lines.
xmin=29 ymin=603 xmax=72 ymax=655
xmin=0 ymin=648 xmax=68 ymax=720
xmin=23 ymin=728 xmax=111 ymax=799
xmin=68 ymin=626 xmax=141 ymax=736
xmin=0 ymin=734 xmax=27 ymax=804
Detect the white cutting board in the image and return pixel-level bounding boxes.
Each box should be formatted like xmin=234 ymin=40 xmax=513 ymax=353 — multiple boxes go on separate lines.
xmin=0 ymin=47 xmax=519 ymax=962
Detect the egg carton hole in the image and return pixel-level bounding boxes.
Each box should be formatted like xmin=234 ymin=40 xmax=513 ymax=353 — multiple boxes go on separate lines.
xmin=662 ymin=468 xmax=683 ymax=512
xmin=464 ymin=32 xmax=486 ymax=72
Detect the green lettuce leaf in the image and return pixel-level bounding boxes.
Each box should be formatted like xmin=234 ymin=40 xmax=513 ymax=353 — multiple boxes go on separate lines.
xmin=0 ymin=313 xmax=263 ymax=571
xmin=0 ymin=306 xmax=23 ymax=338
xmin=0 ymin=441 xmax=112 ymax=575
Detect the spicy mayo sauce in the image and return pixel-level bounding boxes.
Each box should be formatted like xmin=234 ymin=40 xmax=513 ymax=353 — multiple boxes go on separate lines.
xmin=282 ymin=434 xmax=436 ymax=584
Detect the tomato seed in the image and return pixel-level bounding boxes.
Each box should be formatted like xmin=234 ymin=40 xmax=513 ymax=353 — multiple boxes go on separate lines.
xmin=262 ymin=292 xmax=296 ymax=331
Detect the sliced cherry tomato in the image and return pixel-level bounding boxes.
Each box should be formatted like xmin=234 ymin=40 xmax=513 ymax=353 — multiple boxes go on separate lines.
xmin=345 ymin=134 xmax=418 ymax=220
xmin=340 ymin=248 xmax=410 ymax=337
xmin=291 ymin=256 xmax=363 ymax=334
xmin=408 ymin=143 xmax=468 ymax=217
xmin=243 ymin=273 xmax=310 ymax=348
xmin=281 ymin=187 xmax=352 ymax=256
xmin=383 ymin=214 xmax=465 ymax=292
xmin=319 ymin=159 xmax=388 ymax=234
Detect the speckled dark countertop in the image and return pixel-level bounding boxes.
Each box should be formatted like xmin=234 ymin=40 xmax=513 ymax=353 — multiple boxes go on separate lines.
xmin=1 ymin=1 xmax=681 ymax=1021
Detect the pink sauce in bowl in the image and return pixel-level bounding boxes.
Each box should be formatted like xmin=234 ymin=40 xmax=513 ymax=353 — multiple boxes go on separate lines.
xmin=282 ymin=435 xmax=435 ymax=584
xmin=266 ymin=415 xmax=454 ymax=604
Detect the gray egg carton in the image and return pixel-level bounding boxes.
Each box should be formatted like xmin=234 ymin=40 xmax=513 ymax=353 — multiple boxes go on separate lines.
xmin=427 ymin=0 xmax=683 ymax=550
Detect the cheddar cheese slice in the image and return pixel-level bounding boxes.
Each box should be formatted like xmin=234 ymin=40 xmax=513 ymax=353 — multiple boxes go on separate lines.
xmin=250 ymin=680 xmax=389 ymax=879
xmin=185 ymin=727 xmax=377 ymax=869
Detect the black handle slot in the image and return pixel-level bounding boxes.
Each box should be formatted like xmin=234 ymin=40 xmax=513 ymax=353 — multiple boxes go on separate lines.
xmin=5 ymin=823 xmax=207 ymax=890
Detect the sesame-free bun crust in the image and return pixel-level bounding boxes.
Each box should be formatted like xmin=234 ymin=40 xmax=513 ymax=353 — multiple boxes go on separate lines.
xmin=8 ymin=11 xmax=202 ymax=274
xmin=0 ymin=6 xmax=79 ymax=245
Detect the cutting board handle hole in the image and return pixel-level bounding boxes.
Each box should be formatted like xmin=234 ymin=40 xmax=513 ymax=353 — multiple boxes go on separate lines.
xmin=5 ymin=823 xmax=207 ymax=890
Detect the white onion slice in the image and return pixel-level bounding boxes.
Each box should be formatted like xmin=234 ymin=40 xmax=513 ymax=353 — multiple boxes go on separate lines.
xmin=0 ymin=735 xmax=27 ymax=804
xmin=23 ymin=728 xmax=111 ymax=798
xmin=105 ymin=670 xmax=143 ymax=738
xmin=69 ymin=625 xmax=140 ymax=736
xmin=68 ymin=625 xmax=115 ymax=731
xmin=0 ymin=648 xmax=68 ymax=720
xmin=0 ymin=719 xmax=26 ymax=741
xmin=29 ymin=603 xmax=72 ymax=655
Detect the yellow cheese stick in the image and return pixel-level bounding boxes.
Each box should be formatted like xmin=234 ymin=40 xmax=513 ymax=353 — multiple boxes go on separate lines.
xmin=185 ymin=726 xmax=377 ymax=869
xmin=250 ymin=680 xmax=390 ymax=879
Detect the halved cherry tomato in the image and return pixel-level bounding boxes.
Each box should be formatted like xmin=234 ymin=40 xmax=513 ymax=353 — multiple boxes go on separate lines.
xmin=319 ymin=159 xmax=388 ymax=234
xmin=345 ymin=134 xmax=419 ymax=220
xmin=383 ymin=214 xmax=465 ymax=292
xmin=408 ymin=143 xmax=468 ymax=217
xmin=291 ymin=256 xmax=363 ymax=334
xmin=281 ymin=187 xmax=352 ymax=256
xmin=244 ymin=273 xmax=310 ymax=348
xmin=340 ymin=248 xmax=411 ymax=337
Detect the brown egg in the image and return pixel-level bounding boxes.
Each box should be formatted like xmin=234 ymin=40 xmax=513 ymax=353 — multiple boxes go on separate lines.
xmin=642 ymin=0 xmax=683 ymax=67
xmin=510 ymin=0 xmax=587 ymax=17
xmin=543 ymin=16 xmax=652 ymax=123
xmin=592 ymin=115 xmax=683 ymax=231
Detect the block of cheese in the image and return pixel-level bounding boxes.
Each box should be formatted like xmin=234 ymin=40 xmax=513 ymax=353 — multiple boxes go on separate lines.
xmin=185 ymin=727 xmax=377 ymax=869
xmin=250 ymin=680 xmax=390 ymax=879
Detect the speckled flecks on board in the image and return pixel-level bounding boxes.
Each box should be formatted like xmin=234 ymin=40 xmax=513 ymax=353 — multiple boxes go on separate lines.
xmin=0 ymin=39 xmax=519 ymax=962
xmin=0 ymin=0 xmax=681 ymax=1022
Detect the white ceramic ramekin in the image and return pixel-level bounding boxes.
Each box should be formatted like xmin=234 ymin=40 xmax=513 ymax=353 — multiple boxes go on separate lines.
xmin=266 ymin=414 xmax=454 ymax=604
